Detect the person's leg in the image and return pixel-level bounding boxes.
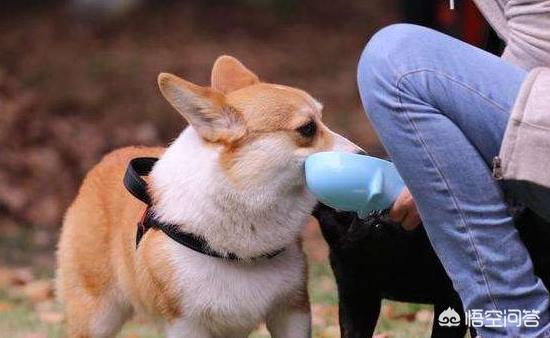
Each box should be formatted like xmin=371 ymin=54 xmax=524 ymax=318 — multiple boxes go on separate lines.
xmin=358 ymin=24 xmax=550 ymax=337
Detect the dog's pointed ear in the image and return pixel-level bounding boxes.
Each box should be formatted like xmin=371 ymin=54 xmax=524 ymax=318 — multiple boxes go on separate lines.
xmin=158 ymin=72 xmax=245 ymax=142
xmin=211 ymin=55 xmax=259 ymax=94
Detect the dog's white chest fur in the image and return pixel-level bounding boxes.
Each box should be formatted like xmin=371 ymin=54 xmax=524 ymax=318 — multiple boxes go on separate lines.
xmin=167 ymin=240 xmax=306 ymax=333
xmin=150 ymin=127 xmax=315 ymax=335
xmin=150 ymin=128 xmax=316 ymax=259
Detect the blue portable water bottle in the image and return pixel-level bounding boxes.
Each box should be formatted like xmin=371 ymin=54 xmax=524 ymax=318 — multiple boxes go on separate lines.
xmin=305 ymin=151 xmax=405 ymax=217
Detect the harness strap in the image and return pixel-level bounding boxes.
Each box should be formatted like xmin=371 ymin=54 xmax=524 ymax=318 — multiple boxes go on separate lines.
xmin=123 ymin=157 xmax=158 ymax=205
xmin=123 ymin=157 xmax=285 ymax=261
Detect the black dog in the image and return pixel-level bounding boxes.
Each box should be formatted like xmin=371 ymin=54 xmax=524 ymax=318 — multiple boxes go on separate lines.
xmin=313 ymin=204 xmax=550 ymax=338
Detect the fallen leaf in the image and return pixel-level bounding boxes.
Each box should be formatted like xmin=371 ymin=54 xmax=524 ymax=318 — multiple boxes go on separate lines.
xmin=394 ymin=312 xmax=416 ymax=322
xmin=22 ymin=279 xmax=54 ymax=303
xmin=39 ymin=310 xmax=64 ymax=323
xmin=382 ymin=303 xmax=395 ymax=319
xmin=0 ymin=301 xmax=14 ymax=312
xmin=373 ymin=333 xmax=391 ymax=338
xmin=123 ymin=334 xmax=139 ymax=338
xmin=0 ymin=267 xmax=12 ymax=288
xmin=320 ymin=325 xmax=340 ymax=338
xmin=416 ymin=309 xmax=433 ymax=323
xmin=10 ymin=267 xmax=33 ymax=286
xmin=22 ymin=334 xmax=47 ymax=338
xmin=312 ymin=304 xmax=338 ymax=327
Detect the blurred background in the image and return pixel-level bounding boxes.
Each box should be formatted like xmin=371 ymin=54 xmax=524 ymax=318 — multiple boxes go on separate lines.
xmin=0 ymin=1 xmax=497 ymax=337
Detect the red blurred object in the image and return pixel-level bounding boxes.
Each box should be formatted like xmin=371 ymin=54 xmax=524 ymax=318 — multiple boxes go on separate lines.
xmin=462 ymin=0 xmax=486 ymax=46
xmin=403 ymin=0 xmax=495 ymax=50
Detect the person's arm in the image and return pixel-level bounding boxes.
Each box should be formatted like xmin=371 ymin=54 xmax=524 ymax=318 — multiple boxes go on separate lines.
xmin=473 ymin=0 xmax=550 ymax=70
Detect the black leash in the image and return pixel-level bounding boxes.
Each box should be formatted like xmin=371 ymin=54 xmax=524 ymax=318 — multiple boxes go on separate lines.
xmin=123 ymin=157 xmax=285 ymax=261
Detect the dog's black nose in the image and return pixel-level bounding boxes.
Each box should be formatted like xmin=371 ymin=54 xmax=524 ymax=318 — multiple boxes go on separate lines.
xmin=355 ymin=150 xmax=368 ymax=155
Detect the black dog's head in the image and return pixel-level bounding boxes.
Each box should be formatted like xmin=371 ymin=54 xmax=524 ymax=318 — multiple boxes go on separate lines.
xmin=313 ymin=203 xmax=404 ymax=252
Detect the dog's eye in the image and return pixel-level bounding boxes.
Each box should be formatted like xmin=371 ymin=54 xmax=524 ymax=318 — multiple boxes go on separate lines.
xmin=296 ymin=121 xmax=317 ymax=137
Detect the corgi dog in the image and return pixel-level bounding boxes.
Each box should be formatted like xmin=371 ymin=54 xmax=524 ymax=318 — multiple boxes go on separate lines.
xmin=56 ymin=55 xmax=361 ymax=338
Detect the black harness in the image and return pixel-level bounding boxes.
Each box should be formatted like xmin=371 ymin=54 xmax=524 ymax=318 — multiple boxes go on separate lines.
xmin=123 ymin=157 xmax=285 ymax=261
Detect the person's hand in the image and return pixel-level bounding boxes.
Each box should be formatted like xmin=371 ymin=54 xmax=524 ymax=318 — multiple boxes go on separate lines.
xmin=389 ymin=187 xmax=421 ymax=230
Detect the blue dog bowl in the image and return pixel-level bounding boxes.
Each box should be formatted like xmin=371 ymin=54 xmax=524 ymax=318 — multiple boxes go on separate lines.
xmin=305 ymin=151 xmax=405 ymax=214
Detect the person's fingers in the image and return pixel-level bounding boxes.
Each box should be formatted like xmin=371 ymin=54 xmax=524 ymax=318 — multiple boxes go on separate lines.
xmin=401 ymin=209 xmax=421 ymax=231
xmin=390 ymin=187 xmax=422 ymax=230
xmin=389 ymin=202 xmax=406 ymax=223
xmin=389 ymin=189 xmax=409 ymax=223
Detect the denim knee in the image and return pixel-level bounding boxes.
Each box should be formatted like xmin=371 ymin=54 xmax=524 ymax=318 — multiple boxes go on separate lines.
xmin=357 ymin=24 xmax=436 ymax=118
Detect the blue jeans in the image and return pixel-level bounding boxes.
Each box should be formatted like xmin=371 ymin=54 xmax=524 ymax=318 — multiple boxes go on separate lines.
xmin=357 ymin=24 xmax=550 ymax=338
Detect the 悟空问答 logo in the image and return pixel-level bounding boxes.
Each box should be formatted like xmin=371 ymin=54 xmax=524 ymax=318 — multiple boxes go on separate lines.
xmin=438 ymin=307 xmax=461 ymax=327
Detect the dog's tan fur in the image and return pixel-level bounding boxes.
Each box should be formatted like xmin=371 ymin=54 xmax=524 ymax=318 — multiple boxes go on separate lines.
xmin=57 ymin=56 xmax=360 ymax=338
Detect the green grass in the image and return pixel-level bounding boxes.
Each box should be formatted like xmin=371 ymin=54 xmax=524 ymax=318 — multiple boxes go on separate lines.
xmin=0 ymin=305 xmax=64 ymax=338
xmin=0 ymin=230 xmax=436 ymax=338
xmin=0 ymin=263 xmax=436 ymax=338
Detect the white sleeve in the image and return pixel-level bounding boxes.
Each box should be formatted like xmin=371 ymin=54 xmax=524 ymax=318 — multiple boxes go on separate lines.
xmin=474 ymin=0 xmax=550 ymax=70
xmin=503 ymin=0 xmax=550 ymax=69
